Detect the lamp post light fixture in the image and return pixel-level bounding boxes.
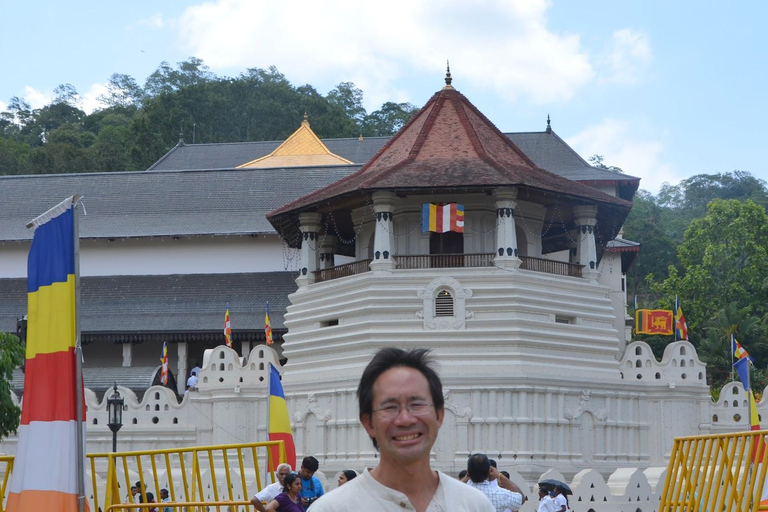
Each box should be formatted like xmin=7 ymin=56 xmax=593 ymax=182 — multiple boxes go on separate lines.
xmin=107 ymin=383 xmax=124 ymax=452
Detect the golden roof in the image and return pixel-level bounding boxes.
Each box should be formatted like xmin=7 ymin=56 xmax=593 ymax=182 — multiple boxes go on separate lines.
xmin=238 ymin=114 xmax=353 ymax=168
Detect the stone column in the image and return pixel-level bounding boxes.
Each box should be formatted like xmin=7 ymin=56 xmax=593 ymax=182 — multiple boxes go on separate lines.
xmin=493 ymin=187 xmax=521 ymax=269
xmin=177 ymin=341 xmax=188 ymax=395
xmin=122 ymin=342 xmax=132 ymax=367
xmin=370 ymin=191 xmax=396 ymax=271
xmin=297 ymin=212 xmax=323 ymax=287
xmin=319 ymin=235 xmax=338 ymax=270
xmin=573 ymin=204 xmax=599 ymax=279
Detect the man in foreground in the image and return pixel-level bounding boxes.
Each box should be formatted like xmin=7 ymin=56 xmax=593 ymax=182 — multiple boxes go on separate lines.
xmin=465 ymin=453 xmax=525 ymax=511
xmin=250 ymin=463 xmax=293 ymax=512
xmin=311 ymin=347 xmax=494 ymax=512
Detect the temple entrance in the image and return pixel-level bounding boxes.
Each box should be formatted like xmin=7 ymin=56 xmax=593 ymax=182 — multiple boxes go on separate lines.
xmin=430 ymin=231 xmax=464 ymax=267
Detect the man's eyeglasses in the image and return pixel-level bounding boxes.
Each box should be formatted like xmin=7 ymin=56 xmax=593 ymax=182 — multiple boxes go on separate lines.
xmin=372 ymin=401 xmax=434 ymax=420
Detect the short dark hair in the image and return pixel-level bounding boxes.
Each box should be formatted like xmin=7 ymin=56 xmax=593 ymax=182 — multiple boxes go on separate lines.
xmin=489 ymin=459 xmax=497 ymax=468
xmin=467 ymin=453 xmax=490 ymax=483
xmin=357 ymin=348 xmax=444 ymax=449
xmin=302 ymin=456 xmax=319 ymax=472
xmin=283 ymin=473 xmax=300 ymax=493
xmin=458 ymin=470 xmax=467 ymax=479
xmin=500 ymin=471 xmax=510 ymax=479
xmin=342 ymin=470 xmax=357 ymax=482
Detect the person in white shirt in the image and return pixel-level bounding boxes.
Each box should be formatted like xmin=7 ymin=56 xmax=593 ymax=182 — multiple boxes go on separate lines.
xmin=536 ymin=486 xmax=556 ymax=512
xmin=310 ymin=347 xmax=494 ymax=512
xmin=552 ymin=486 xmax=569 ymax=512
xmin=250 ymin=463 xmax=293 ymax=512
xmin=464 ymin=453 xmax=525 ymax=512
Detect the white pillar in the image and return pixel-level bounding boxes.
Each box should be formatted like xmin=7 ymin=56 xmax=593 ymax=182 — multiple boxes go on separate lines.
xmin=370 ymin=191 xmax=396 ymax=271
xmin=297 ymin=212 xmax=323 ymax=287
xmin=177 ymin=341 xmax=188 ymax=395
xmin=573 ymin=204 xmax=599 ymax=279
xmin=493 ymin=187 xmax=521 ymax=269
xmin=122 ymin=343 xmax=132 ymax=367
xmin=319 ymin=235 xmax=338 ymax=270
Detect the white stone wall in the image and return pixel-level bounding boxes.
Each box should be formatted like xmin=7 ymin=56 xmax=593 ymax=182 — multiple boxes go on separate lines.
xmin=0 ymin=234 xmax=300 ymax=278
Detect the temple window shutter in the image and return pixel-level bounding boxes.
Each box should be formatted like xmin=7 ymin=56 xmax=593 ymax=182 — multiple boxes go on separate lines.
xmin=435 ymin=290 xmax=454 ymax=317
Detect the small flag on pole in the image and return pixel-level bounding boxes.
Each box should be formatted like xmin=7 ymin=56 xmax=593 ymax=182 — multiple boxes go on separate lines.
xmin=422 ymin=203 xmax=465 ymax=233
xmin=733 ymin=338 xmax=753 ymax=363
xmin=159 ymin=342 xmax=169 ymax=386
xmin=224 ymin=308 xmax=232 ymax=348
xmin=674 ymin=297 xmax=688 ymax=341
xmin=635 ymin=309 xmax=673 ymax=335
xmin=265 ymin=302 xmax=274 ymax=346
xmin=268 ymin=364 xmax=296 ymax=469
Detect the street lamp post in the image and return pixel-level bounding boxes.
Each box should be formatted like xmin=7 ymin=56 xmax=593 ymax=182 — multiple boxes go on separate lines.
xmin=107 ymin=383 xmax=124 ymax=452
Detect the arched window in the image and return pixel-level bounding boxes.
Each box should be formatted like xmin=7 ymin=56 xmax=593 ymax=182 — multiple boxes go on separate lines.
xmin=435 ymin=290 xmax=454 ymax=317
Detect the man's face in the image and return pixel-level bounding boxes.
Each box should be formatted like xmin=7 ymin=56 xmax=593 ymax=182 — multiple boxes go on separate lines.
xmin=298 ymin=466 xmax=315 ymax=480
xmin=160 ymin=490 xmax=168 ymax=500
xmin=361 ymin=366 xmax=444 ymax=466
xmin=277 ymin=466 xmax=291 ymax=485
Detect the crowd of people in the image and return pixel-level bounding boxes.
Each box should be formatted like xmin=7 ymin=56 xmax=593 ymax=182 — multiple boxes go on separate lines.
xmin=141 ymin=347 xmax=573 ymax=512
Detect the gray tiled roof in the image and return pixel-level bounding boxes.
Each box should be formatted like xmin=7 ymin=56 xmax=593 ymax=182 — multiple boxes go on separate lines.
xmin=12 ymin=366 xmax=161 ymax=397
xmin=606 ymin=237 xmax=641 ymax=250
xmin=0 ymin=272 xmax=297 ymax=334
xmin=148 ymin=137 xmax=390 ymax=171
xmin=0 ymin=166 xmax=358 ymax=241
xmin=149 ymin=131 xmax=638 ymax=183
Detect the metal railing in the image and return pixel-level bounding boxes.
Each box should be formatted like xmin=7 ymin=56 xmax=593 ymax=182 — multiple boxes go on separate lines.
xmin=314 ymin=259 xmax=372 ymax=282
xmin=520 ymin=255 xmax=583 ymax=278
xmin=396 ymin=253 xmax=495 ymax=269
xmin=660 ymin=430 xmax=768 ymax=511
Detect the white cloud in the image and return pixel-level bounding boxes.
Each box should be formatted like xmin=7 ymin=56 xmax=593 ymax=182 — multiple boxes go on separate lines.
xmin=80 ymin=82 xmax=110 ymax=114
xmin=566 ymin=118 xmax=683 ymax=194
xmin=174 ymin=0 xmax=594 ymax=109
xmin=599 ymin=28 xmax=652 ymax=84
xmin=139 ymin=13 xmax=166 ymax=30
xmin=0 ymin=99 xmax=7 ymax=113
xmin=23 ymin=86 xmax=53 ymax=110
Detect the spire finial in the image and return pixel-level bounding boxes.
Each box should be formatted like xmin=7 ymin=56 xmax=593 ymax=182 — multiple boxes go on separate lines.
xmin=302 ymin=111 xmax=309 ymax=126
xmin=444 ymin=60 xmax=453 ymax=89
xmin=178 ymin=132 xmax=185 ymax=146
xmin=546 ymin=114 xmax=552 ymax=133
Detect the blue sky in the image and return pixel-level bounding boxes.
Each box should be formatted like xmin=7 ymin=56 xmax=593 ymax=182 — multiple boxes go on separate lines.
xmin=1 ymin=0 xmax=765 ymax=194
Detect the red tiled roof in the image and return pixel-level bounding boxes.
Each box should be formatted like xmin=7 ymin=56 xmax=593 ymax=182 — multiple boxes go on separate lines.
xmin=269 ymin=86 xmax=630 ymax=220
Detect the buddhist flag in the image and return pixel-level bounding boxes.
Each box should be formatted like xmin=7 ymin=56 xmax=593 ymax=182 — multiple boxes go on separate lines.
xmin=8 ymin=200 xmax=87 ymax=512
xmin=674 ymin=297 xmax=688 ymax=341
xmin=733 ymin=337 xmax=753 ymax=363
xmin=224 ymin=308 xmax=232 ymax=348
xmin=267 ymin=364 xmax=296 ymax=470
xmin=635 ymin=309 xmax=673 ymax=335
xmin=265 ymin=302 xmax=274 ymax=346
xmin=159 ymin=342 xmax=169 ymax=386
xmin=422 ymin=203 xmax=465 ymax=233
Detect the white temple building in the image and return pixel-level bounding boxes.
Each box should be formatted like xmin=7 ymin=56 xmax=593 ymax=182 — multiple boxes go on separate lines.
xmin=0 ymin=73 xmax=758 ymax=498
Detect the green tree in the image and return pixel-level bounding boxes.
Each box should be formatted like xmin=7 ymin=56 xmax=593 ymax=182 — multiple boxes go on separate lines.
xmin=327 ymin=82 xmax=367 ymax=124
xmin=0 ymin=332 xmax=24 ymax=440
xmin=588 ymin=154 xmax=624 ymax=174
xmin=362 ymin=102 xmax=418 ymax=136
xmin=653 ymin=199 xmax=768 ymax=344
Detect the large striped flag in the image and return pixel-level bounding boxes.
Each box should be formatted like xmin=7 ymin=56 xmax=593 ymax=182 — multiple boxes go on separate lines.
xmin=265 ymin=302 xmax=274 ymax=346
xmin=422 ymin=203 xmax=464 ymax=233
xmin=635 ymin=309 xmax=674 ymax=335
xmin=224 ymin=308 xmax=232 ymax=348
xmin=8 ymin=199 xmax=87 ymax=512
xmin=159 ymin=342 xmax=169 ymax=386
xmin=267 ymin=364 xmax=296 ymax=470
xmin=674 ymin=297 xmax=688 ymax=341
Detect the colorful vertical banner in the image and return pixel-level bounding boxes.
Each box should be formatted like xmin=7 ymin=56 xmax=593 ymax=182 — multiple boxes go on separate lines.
xmin=733 ymin=337 xmax=753 ymax=363
xmin=265 ymin=302 xmax=274 ymax=346
xmin=267 ymin=364 xmax=296 ymax=470
xmin=159 ymin=342 xmax=169 ymax=386
xmin=635 ymin=309 xmax=673 ymax=335
xmin=8 ymin=203 xmax=86 ymax=512
xmin=421 ymin=203 xmax=465 ymax=233
xmin=674 ymin=297 xmax=688 ymax=341
xmin=224 ymin=308 xmax=232 ymax=348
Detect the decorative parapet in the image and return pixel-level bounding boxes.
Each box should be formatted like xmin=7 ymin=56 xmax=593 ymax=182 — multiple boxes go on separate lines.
xmin=198 ymin=344 xmax=282 ymax=391
xmin=710 ymin=380 xmax=768 ymax=429
xmin=619 ymin=341 xmax=708 ymax=386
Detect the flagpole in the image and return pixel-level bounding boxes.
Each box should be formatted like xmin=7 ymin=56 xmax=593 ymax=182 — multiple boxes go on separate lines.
xmin=731 ymin=334 xmax=735 ymax=382
xmin=266 ymin=362 xmax=272 ymax=478
xmin=73 ymin=197 xmax=86 ymax=512
xmin=674 ymin=296 xmax=678 ymax=343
